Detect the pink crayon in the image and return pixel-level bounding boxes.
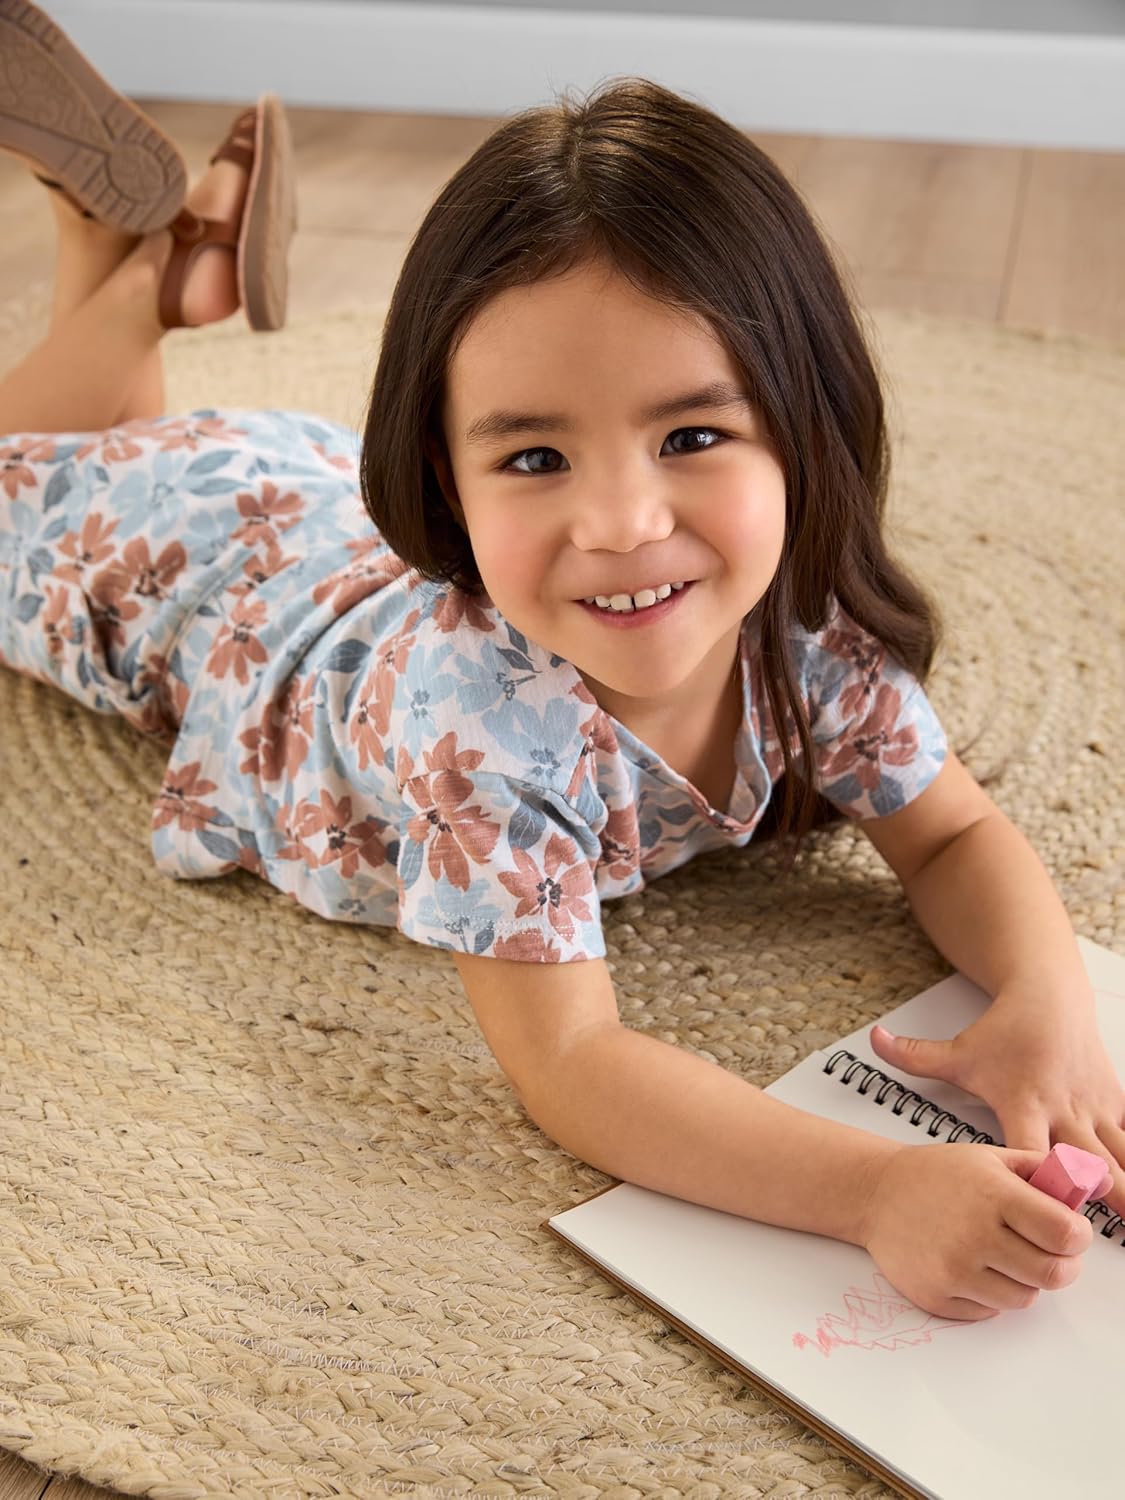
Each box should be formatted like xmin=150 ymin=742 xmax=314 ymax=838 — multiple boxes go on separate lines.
xmin=1028 ymin=1143 xmax=1109 ymax=1211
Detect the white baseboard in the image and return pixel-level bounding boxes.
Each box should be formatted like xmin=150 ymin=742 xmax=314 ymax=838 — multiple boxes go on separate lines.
xmin=49 ymin=0 xmax=1125 ymax=151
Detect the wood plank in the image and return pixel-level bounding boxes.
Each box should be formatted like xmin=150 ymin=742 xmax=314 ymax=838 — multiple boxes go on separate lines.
xmin=1 ymin=108 xmax=1122 ymax=339
xmin=0 ymin=1447 xmax=50 ymax=1500
xmin=1004 ymin=147 xmax=1125 ymax=342
xmin=783 ymin=134 xmax=1025 ymax=322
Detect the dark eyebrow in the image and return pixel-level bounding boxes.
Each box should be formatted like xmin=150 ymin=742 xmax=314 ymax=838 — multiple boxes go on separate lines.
xmin=462 ymin=380 xmax=754 ymax=448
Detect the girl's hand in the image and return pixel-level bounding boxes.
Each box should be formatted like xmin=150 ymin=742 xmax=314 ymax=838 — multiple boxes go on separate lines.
xmin=869 ymin=985 xmax=1125 ymax=1216
xmin=861 ymin=1141 xmax=1101 ymax=1320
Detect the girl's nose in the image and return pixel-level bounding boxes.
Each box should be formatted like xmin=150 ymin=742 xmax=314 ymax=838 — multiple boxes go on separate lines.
xmin=568 ymin=481 xmax=676 ymax=554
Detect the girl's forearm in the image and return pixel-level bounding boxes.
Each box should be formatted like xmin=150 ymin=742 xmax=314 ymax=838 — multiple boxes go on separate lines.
xmin=525 ymin=1024 xmax=901 ymax=1246
xmin=901 ymin=810 xmax=1093 ymax=1004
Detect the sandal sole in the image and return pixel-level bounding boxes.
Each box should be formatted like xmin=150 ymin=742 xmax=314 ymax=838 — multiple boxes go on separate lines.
xmin=238 ymin=93 xmax=298 ymax=332
xmin=0 ymin=0 xmax=186 ymax=232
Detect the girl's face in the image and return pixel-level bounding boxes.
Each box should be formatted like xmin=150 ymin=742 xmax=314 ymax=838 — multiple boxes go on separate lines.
xmin=431 ymin=256 xmax=786 ymax=732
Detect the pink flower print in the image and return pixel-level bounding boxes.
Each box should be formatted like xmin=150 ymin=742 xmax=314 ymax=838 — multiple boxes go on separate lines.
xmin=152 ymin=761 xmax=221 ymax=833
xmin=494 ymin=930 xmax=563 ymax=963
xmin=39 ymin=583 xmax=77 ymax=660
xmin=597 ymin=805 xmax=641 ymax=880
xmin=207 ymin=594 xmax=270 ymax=686
xmin=301 ymin=790 xmax=391 ymax=878
xmin=820 ymin=681 xmax=919 ymax=793
xmin=352 ymin=619 xmax=420 ymax=766
xmin=54 ymin=512 xmax=120 ymax=584
xmin=566 ymin=706 xmax=619 ymax=799
xmin=404 ymin=731 xmax=501 ymax=890
xmin=432 ymin=587 xmax=496 ymax=636
xmin=312 ymin=539 xmax=409 ymax=617
xmin=0 ymin=436 xmax=57 ymax=498
xmin=238 ymin=722 xmax=262 ymax=779
xmin=349 ymin=668 xmax=386 ymax=774
xmin=148 ymin=415 xmax=250 ymax=452
xmin=498 ymin=832 xmax=595 ymax=945
xmin=230 ymin=481 xmax=304 ymax=548
xmin=88 ymin=581 xmax=140 ymax=653
xmin=256 ymin=674 xmax=317 ymax=783
xmin=822 ymin=621 xmax=885 ymax=717
xmin=272 ymin=799 xmax=319 ymax=868
xmin=88 ymin=536 xmax=189 ymax=651
xmin=311 ymin=440 xmax=357 ymax=473
xmin=237 ymin=532 xmax=300 ymax=589
xmin=73 ymin=430 xmax=145 ymax=465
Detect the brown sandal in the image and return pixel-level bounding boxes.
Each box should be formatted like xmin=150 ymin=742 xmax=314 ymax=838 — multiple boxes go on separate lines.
xmin=158 ymin=94 xmax=297 ymax=333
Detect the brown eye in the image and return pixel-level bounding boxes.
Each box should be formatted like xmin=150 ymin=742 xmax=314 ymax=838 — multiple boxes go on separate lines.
xmin=502 ymin=447 xmax=562 ymax=475
xmin=500 ymin=427 xmax=726 ymax=475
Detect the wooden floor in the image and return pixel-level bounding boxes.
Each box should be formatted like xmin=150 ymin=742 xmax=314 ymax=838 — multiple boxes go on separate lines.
xmin=0 ymin=102 xmax=1122 ymax=1500
xmin=1 ymin=102 xmax=1124 ymax=341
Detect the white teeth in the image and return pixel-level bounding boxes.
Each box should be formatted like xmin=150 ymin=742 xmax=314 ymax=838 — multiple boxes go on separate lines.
xmin=588 ymin=581 xmax=686 ymax=613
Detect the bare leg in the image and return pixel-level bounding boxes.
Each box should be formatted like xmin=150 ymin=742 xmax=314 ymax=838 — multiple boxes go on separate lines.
xmin=42 ymin=192 xmax=166 ymax=421
xmin=1 ymin=155 xmax=249 ymax=435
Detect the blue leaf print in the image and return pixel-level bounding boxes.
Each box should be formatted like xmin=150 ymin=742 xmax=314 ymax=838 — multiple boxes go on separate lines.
xmin=197 ymin=828 xmax=242 ymax=865
xmin=183 ymin=449 xmax=238 ymax=479
xmin=658 ymin=802 xmax=698 ymax=825
xmin=15 ymin=592 xmax=42 ymax=624
xmin=189 ymin=477 xmax=244 ymax=497
xmin=497 ymin=646 xmax=534 ymax=673
xmin=822 ymin=772 xmax=863 ymax=810
xmin=25 ymin=545 xmax=57 ymax=582
xmin=397 ymin=832 xmax=425 ymax=890
xmin=639 ymin=817 xmax=662 ymax=846
xmin=868 ymin=778 xmax=908 ymax=817
xmin=93 ymin=465 xmax=109 ymax=484
xmin=42 ymin=464 xmax=75 ymax=512
xmin=508 ymin=797 xmax=546 ymax=850
xmin=473 ymin=923 xmax=496 ymax=955
xmin=323 ymin=638 xmax=371 ymax=674
xmin=506 ymin=623 xmax=531 ymax=656
xmin=40 ymin=515 xmax=70 ymax=541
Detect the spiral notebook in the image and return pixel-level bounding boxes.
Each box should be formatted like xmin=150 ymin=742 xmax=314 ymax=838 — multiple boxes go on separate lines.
xmin=544 ymin=935 xmax=1125 ymax=1500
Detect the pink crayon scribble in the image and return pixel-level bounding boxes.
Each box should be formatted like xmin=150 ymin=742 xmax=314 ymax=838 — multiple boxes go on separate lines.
xmin=793 ymin=1272 xmax=963 ymax=1356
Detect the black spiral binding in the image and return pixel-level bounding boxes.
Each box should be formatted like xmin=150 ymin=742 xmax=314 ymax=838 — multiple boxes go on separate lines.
xmin=823 ymin=1047 xmax=1125 ymax=1247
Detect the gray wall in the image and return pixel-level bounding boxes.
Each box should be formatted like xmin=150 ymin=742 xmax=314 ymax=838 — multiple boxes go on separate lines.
xmin=311 ymin=0 xmax=1125 ymax=33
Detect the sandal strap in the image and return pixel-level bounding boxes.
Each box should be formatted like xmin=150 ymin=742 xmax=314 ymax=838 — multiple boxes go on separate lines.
xmin=158 ymin=205 xmax=242 ymax=330
xmin=209 ymin=107 xmax=257 ymax=174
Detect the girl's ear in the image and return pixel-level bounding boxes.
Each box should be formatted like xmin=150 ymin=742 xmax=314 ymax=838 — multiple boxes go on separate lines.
xmin=426 ymin=437 xmax=467 ymax=531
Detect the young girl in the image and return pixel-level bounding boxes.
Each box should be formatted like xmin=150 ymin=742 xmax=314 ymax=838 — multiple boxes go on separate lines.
xmin=3 ymin=1 xmax=1122 ymax=1329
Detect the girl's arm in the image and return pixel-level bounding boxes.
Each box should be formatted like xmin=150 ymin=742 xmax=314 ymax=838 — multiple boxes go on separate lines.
xmin=857 ymin=750 xmax=1088 ymax=1002
xmin=454 ymin=948 xmax=894 ymax=1244
xmin=859 ymin=751 xmax=1125 ymax=1213
xmin=457 ymin=950 xmax=1093 ymax=1318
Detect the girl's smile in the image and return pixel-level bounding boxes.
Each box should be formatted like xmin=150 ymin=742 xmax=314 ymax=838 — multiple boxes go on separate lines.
xmin=575 ymin=577 xmax=696 ymax=628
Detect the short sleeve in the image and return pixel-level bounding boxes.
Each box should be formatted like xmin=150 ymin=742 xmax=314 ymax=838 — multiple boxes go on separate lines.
xmin=395 ymin=755 xmax=606 ymax=963
xmin=803 ymin=606 xmax=948 ymax=819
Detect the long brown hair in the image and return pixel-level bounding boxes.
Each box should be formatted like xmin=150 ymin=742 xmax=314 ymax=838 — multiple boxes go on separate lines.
xmin=360 ymin=77 xmax=945 ymax=869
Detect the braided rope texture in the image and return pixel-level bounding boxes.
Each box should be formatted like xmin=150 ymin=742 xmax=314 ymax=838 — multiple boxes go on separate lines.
xmin=0 ymin=287 xmax=1122 ymax=1499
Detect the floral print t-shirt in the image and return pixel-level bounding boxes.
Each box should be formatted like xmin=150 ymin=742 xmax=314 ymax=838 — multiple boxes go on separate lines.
xmin=0 ymin=408 xmax=948 ymax=962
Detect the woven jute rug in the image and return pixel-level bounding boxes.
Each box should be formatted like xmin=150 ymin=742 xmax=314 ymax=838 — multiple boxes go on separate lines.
xmin=1 ymin=281 xmax=1122 ymax=1500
